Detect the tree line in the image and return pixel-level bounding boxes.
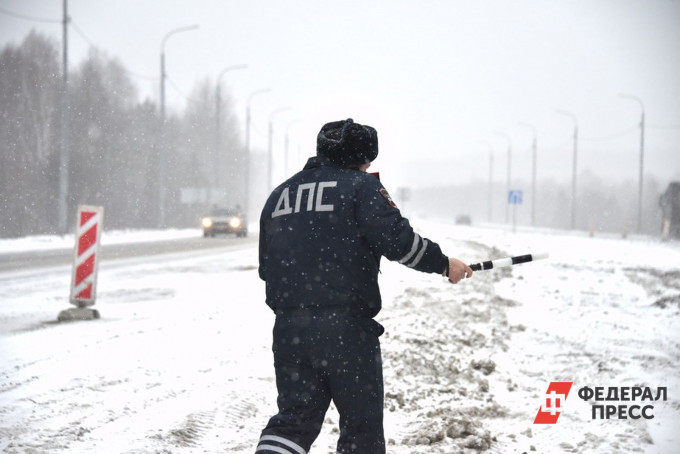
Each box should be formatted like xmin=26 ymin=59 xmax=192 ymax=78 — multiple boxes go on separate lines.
xmin=1 ymin=31 xmax=245 ymax=238
xmin=1 ymin=31 xmax=667 ymax=239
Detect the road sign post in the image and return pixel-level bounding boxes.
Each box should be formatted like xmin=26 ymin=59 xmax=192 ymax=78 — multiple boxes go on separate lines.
xmin=58 ymin=205 xmax=104 ymax=321
xmin=508 ymin=190 xmax=523 ymax=233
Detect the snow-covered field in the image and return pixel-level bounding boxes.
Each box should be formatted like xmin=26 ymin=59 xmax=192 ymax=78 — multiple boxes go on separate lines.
xmin=1 ymin=220 xmax=679 ymax=454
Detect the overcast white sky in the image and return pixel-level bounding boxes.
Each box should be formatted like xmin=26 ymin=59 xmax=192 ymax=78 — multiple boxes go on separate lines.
xmin=1 ymin=0 xmax=679 ymax=190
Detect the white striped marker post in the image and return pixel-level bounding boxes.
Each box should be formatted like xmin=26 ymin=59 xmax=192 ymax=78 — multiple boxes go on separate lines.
xmin=469 ymin=252 xmax=549 ymax=271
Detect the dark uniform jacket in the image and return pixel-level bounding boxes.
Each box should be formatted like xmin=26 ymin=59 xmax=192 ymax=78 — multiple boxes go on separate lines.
xmin=259 ymin=156 xmax=448 ymax=318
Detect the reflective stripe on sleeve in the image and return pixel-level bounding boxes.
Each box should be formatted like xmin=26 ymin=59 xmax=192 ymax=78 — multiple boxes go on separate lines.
xmin=408 ymin=239 xmax=428 ymax=268
xmin=398 ymin=233 xmax=422 ymax=264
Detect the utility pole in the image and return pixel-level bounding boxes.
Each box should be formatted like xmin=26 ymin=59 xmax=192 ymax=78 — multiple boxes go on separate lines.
xmin=284 ymin=119 xmax=303 ymax=178
xmin=478 ymin=141 xmax=493 ymax=224
xmin=619 ymin=94 xmax=645 ymax=234
xmin=58 ymin=0 xmax=70 ymax=233
xmin=215 ymin=64 xmax=247 ymax=204
xmin=518 ymin=122 xmax=537 ymax=226
xmin=557 ymin=110 xmax=578 ymax=230
xmin=488 ymin=151 xmax=494 ymax=224
xmin=268 ymin=107 xmax=291 ymax=193
xmin=158 ymin=25 xmax=198 ymax=227
xmin=493 ymin=132 xmax=512 ymax=224
xmin=244 ymin=88 xmax=270 ymax=217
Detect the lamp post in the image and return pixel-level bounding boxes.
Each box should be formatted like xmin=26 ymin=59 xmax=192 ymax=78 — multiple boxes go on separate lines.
xmin=58 ymin=0 xmax=70 ymax=233
xmin=478 ymin=141 xmax=494 ymax=223
xmin=518 ymin=122 xmax=537 ymax=226
xmin=284 ymin=119 xmax=304 ymax=178
xmin=556 ymin=110 xmax=578 ymax=230
xmin=214 ymin=64 xmax=247 ymax=203
xmin=159 ymin=24 xmax=198 ymax=228
xmin=244 ymin=88 xmax=270 ymax=216
xmin=619 ymin=93 xmax=645 ymax=234
xmin=493 ymin=132 xmax=512 ymax=224
xmin=268 ymin=107 xmax=291 ymax=193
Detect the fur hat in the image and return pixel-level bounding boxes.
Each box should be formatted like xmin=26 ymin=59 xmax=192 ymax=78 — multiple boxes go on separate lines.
xmin=316 ymin=118 xmax=378 ymax=166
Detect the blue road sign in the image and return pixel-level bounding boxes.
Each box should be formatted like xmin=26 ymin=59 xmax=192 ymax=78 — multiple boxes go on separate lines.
xmin=508 ymin=190 xmax=523 ymax=205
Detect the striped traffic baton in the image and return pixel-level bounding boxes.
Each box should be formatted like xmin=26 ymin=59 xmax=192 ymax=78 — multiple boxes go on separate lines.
xmin=469 ymin=252 xmax=549 ymax=271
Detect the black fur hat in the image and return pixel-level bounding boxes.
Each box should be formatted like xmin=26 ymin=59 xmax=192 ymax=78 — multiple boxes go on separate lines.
xmin=316 ymin=118 xmax=378 ymax=166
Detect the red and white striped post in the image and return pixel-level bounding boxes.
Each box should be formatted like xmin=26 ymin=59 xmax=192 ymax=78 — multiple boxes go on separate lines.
xmin=58 ymin=205 xmax=104 ymax=321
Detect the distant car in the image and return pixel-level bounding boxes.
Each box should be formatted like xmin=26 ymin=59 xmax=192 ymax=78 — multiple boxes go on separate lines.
xmin=201 ymin=207 xmax=247 ymax=238
xmin=455 ymin=215 xmax=472 ymax=225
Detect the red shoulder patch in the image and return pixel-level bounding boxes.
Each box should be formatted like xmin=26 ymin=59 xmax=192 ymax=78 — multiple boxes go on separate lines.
xmin=378 ymin=188 xmax=397 ymax=208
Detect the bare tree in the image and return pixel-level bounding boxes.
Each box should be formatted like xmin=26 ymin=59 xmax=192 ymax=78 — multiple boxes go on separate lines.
xmin=0 ymin=31 xmax=245 ymax=236
xmin=0 ymin=32 xmax=60 ymax=236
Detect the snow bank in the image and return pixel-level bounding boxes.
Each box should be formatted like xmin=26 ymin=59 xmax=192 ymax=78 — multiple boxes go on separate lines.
xmin=0 ymin=222 xmax=678 ymax=453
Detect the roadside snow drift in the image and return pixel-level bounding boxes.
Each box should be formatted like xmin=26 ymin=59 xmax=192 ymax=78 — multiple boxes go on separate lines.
xmin=1 ymin=221 xmax=678 ymax=453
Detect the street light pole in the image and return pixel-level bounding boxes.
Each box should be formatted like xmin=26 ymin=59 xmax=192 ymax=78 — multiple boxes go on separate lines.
xmin=478 ymin=141 xmax=493 ymax=224
xmin=518 ymin=122 xmax=537 ymax=226
xmin=619 ymin=93 xmax=645 ymax=234
xmin=244 ymin=88 xmax=270 ymax=216
xmin=268 ymin=107 xmax=291 ymax=193
xmin=284 ymin=119 xmax=303 ymax=178
xmin=493 ymin=132 xmax=512 ymax=224
xmin=214 ymin=64 xmax=247 ymax=203
xmin=556 ymin=110 xmax=578 ymax=230
xmin=58 ymin=0 xmax=70 ymax=233
xmin=159 ymin=24 xmax=198 ymax=228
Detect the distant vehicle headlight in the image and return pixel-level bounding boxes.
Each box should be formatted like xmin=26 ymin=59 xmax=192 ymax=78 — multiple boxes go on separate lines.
xmin=229 ymin=217 xmax=242 ymax=228
xmin=202 ymin=217 xmax=214 ymax=228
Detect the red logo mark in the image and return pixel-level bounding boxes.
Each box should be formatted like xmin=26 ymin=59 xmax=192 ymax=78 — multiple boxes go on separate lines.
xmin=534 ymin=382 xmax=573 ymax=424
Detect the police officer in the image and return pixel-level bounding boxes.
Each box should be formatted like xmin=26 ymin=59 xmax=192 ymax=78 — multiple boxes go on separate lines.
xmin=255 ymin=118 xmax=473 ymax=454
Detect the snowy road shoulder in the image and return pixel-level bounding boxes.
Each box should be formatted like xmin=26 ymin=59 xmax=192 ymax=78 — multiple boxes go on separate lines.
xmin=1 ymin=224 xmax=679 ymax=453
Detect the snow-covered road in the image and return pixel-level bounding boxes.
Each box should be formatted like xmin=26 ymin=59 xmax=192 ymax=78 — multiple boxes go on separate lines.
xmin=1 ymin=222 xmax=678 ymax=453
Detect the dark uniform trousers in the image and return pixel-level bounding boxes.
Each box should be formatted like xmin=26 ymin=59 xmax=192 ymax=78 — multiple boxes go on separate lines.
xmin=257 ymin=156 xmax=449 ymax=453
xmin=256 ymin=310 xmax=386 ymax=454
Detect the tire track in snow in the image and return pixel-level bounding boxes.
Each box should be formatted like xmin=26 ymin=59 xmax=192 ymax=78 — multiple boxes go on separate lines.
xmin=145 ymin=379 xmax=275 ymax=453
